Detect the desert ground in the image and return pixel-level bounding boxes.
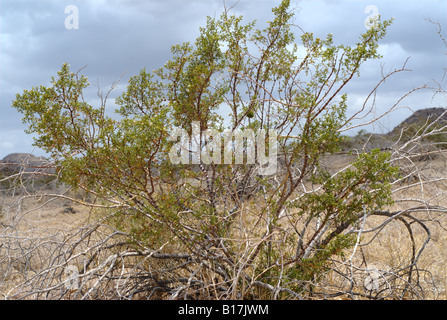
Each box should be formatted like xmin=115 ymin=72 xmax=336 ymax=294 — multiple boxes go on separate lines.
xmin=1 ymin=150 xmax=446 ymax=299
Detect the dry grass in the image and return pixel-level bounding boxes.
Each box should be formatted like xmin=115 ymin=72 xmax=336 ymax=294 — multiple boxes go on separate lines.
xmin=1 ymin=152 xmax=446 ymax=299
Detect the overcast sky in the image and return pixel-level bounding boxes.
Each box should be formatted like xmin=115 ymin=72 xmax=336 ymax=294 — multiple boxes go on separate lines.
xmin=1 ymin=0 xmax=446 ymax=159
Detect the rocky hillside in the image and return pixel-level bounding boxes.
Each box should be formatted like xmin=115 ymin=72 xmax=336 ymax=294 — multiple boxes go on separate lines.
xmin=0 ymin=153 xmax=57 ymax=193
xmin=342 ymin=107 xmax=447 ymax=151
xmin=389 ymin=107 xmax=447 ymax=136
xmin=0 ymin=153 xmax=52 ymax=175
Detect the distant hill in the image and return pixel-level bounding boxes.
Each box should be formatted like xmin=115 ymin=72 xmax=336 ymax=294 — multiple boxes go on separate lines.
xmin=0 ymin=153 xmax=53 ymax=175
xmin=0 ymin=153 xmax=57 ymax=193
xmin=389 ymin=107 xmax=447 ymax=136
xmin=341 ymin=107 xmax=447 ymax=151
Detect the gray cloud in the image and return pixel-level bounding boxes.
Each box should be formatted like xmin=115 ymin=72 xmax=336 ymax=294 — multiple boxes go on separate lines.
xmin=1 ymin=0 xmax=446 ymax=158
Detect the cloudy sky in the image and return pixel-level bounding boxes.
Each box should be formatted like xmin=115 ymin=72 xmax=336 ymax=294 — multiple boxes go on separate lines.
xmin=1 ymin=0 xmax=446 ymax=159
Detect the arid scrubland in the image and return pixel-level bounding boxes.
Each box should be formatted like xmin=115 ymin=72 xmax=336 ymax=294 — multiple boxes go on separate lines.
xmin=1 ymin=0 xmax=447 ymax=300
xmin=1 ymin=146 xmax=446 ymax=300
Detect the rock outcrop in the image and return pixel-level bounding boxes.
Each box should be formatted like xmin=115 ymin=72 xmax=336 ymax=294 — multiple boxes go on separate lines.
xmin=389 ymin=107 xmax=447 ymax=136
xmin=0 ymin=153 xmax=52 ymax=174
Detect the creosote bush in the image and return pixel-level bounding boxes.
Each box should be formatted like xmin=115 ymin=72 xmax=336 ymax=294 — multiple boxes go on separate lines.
xmin=7 ymin=0 xmax=446 ymax=300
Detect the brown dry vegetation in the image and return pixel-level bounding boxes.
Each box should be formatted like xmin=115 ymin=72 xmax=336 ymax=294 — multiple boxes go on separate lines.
xmin=1 ymin=150 xmax=446 ymax=300
xmin=3 ymin=0 xmax=446 ymax=300
xmin=316 ymin=151 xmax=447 ymax=299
